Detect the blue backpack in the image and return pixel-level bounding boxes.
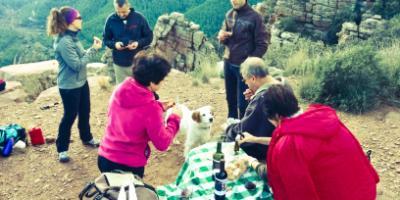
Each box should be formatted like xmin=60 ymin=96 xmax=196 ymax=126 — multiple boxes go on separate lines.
xmin=0 ymin=124 xmax=26 ymax=148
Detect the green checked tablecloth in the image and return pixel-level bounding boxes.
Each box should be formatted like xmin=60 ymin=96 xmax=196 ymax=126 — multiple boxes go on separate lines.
xmin=157 ymin=142 xmax=273 ymax=199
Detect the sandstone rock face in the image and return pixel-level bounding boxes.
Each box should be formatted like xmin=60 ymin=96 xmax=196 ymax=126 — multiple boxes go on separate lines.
xmin=152 ymin=12 xmax=219 ymax=72
xmin=0 ymin=60 xmax=107 ymax=102
xmin=274 ymin=0 xmax=357 ymax=41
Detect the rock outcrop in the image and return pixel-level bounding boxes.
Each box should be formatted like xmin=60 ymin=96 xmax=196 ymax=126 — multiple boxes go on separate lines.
xmin=0 ymin=60 xmax=107 ymax=102
xmin=0 ymin=60 xmax=58 ymax=101
xmin=274 ymin=0 xmax=358 ymax=40
xmin=152 ymin=12 xmax=219 ymax=72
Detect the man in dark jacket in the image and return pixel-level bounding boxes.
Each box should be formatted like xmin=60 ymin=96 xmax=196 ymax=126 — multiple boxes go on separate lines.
xmin=218 ymin=0 xmax=268 ymax=120
xmin=224 ymin=57 xmax=282 ymax=161
xmin=103 ymin=0 xmax=153 ymax=84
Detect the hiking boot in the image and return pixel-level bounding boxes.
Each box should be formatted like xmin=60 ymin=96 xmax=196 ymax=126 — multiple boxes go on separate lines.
xmin=83 ymin=138 xmax=100 ymax=148
xmin=59 ymin=151 xmax=70 ymax=163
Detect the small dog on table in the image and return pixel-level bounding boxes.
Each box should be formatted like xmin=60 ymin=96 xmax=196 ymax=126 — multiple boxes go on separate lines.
xmin=166 ymin=104 xmax=214 ymax=157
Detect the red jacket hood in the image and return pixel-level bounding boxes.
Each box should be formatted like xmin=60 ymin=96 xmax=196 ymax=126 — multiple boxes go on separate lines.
xmin=278 ymin=104 xmax=341 ymax=140
xmin=112 ymin=77 xmax=154 ymax=108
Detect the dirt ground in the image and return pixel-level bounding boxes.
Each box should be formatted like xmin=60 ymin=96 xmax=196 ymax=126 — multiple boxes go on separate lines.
xmin=0 ymin=71 xmax=399 ymax=199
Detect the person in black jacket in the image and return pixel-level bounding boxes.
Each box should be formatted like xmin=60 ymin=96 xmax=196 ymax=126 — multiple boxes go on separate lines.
xmin=218 ymin=0 xmax=268 ymax=120
xmin=103 ymin=0 xmax=153 ymax=84
xmin=224 ymin=57 xmax=283 ymax=161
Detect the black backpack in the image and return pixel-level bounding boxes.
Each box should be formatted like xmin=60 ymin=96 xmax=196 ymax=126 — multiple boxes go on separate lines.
xmin=79 ymin=171 xmax=159 ymax=200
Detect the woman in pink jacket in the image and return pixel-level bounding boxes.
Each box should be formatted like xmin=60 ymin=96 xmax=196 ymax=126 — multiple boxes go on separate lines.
xmin=98 ymin=52 xmax=181 ymax=178
xmin=263 ymin=85 xmax=379 ymax=200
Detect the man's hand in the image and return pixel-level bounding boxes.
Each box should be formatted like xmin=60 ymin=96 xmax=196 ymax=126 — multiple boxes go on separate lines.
xmin=217 ymin=30 xmax=232 ymax=42
xmin=243 ymin=89 xmax=254 ymax=100
xmin=115 ymin=42 xmax=126 ymax=50
xmin=127 ymin=41 xmax=139 ymax=50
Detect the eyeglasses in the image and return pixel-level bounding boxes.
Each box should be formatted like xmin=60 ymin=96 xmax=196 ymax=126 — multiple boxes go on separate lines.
xmin=76 ymin=16 xmax=82 ymax=20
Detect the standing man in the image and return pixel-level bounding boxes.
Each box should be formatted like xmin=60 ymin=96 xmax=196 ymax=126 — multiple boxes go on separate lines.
xmin=218 ymin=0 xmax=268 ymax=120
xmin=103 ymin=0 xmax=153 ymax=84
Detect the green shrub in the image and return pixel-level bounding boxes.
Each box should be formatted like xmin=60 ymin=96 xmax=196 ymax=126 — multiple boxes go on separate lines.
xmin=372 ymin=0 xmax=400 ymax=19
xmin=300 ymin=45 xmax=388 ymax=113
xmin=377 ymin=41 xmax=400 ymax=99
xmin=369 ymin=14 xmax=400 ymax=46
xmin=276 ymin=17 xmax=298 ymax=32
xmin=325 ymin=7 xmax=354 ymax=44
xmin=267 ymin=38 xmax=328 ymax=73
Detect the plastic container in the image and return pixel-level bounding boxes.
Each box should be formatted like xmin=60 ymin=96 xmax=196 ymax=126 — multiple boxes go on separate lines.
xmin=28 ymin=127 xmax=45 ymax=145
xmin=2 ymin=138 xmax=14 ymax=157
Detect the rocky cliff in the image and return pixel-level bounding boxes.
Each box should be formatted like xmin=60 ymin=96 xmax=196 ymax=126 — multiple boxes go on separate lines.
xmin=152 ymin=12 xmax=219 ymax=72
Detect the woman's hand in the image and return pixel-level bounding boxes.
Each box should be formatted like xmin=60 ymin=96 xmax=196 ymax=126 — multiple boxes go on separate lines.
xmin=170 ymin=105 xmax=182 ymax=118
xmin=92 ymin=36 xmax=102 ymax=50
xmin=239 ymin=132 xmax=257 ymax=145
xmin=161 ymin=101 xmax=175 ymax=111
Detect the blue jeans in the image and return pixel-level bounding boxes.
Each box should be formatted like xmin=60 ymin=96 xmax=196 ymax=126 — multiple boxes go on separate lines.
xmin=224 ymin=61 xmax=248 ymax=119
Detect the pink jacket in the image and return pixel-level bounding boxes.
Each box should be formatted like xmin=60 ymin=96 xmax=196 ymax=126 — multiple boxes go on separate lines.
xmin=267 ymin=104 xmax=379 ymax=200
xmin=99 ymin=77 xmax=180 ymax=167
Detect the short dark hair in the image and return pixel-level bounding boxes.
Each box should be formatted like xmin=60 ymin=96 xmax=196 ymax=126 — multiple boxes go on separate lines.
xmin=262 ymin=84 xmax=300 ymax=118
xmin=115 ymin=0 xmax=128 ymax=7
xmin=132 ymin=52 xmax=172 ymax=87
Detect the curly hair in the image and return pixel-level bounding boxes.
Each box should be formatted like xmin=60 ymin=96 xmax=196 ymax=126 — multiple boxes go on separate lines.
xmin=132 ymin=51 xmax=172 ymax=86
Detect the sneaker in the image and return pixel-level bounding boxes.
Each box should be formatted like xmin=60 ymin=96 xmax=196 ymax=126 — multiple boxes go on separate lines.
xmin=83 ymin=138 xmax=100 ymax=148
xmin=59 ymin=151 xmax=70 ymax=163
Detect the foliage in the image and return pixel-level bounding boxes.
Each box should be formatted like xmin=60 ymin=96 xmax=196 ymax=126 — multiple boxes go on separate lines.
xmin=377 ymin=41 xmax=400 ymax=99
xmin=276 ymin=17 xmax=298 ymax=33
xmin=299 ymin=45 xmax=388 ymax=113
xmin=372 ymin=0 xmax=400 ymax=19
xmin=325 ymin=7 xmax=355 ymax=44
xmin=368 ymin=14 xmax=400 ymax=47
xmin=265 ymin=38 xmax=328 ymax=72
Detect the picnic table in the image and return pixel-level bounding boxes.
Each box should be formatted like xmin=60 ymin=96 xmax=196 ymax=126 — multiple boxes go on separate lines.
xmin=157 ymin=142 xmax=273 ymax=199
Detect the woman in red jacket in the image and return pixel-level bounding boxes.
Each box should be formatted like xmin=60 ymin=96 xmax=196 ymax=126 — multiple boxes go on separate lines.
xmin=262 ymin=84 xmax=379 ymax=200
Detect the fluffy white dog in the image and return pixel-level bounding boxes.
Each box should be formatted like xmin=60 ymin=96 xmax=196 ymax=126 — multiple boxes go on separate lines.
xmin=167 ymin=104 xmax=214 ymax=157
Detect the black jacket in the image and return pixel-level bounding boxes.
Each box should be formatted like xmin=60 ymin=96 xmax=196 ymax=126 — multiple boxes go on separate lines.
xmin=224 ymin=84 xmax=275 ymax=161
xmin=103 ymin=8 xmax=153 ymax=67
xmin=221 ymin=4 xmax=268 ymax=65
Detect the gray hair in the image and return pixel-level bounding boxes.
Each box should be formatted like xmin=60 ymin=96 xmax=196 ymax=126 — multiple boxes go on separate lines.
xmin=240 ymin=57 xmax=269 ymax=79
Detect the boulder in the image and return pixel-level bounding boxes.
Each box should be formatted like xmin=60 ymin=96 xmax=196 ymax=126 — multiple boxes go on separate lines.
xmin=0 ymin=60 xmax=58 ymax=101
xmin=0 ymin=60 xmax=108 ymax=102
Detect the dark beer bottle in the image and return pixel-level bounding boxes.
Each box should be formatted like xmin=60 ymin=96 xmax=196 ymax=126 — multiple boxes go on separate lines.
xmin=234 ymin=140 xmax=240 ymax=155
xmin=214 ymin=159 xmax=227 ymax=200
xmin=212 ymin=141 xmax=224 ymax=179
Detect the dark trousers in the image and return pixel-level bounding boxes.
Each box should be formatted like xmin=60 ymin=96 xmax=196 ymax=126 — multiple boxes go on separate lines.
xmin=98 ymin=155 xmax=145 ymax=178
xmin=57 ymin=82 xmax=93 ymax=152
xmin=224 ymin=61 xmax=248 ymax=119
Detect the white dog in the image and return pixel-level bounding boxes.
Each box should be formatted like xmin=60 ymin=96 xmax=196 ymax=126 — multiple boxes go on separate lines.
xmin=167 ymin=104 xmax=214 ymax=157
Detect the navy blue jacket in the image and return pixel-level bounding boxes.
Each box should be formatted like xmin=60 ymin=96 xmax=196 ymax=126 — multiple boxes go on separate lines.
xmin=103 ymin=8 xmax=153 ymax=67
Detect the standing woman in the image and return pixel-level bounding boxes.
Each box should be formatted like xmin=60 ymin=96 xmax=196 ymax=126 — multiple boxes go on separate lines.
xmin=47 ymin=7 xmax=102 ymax=163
